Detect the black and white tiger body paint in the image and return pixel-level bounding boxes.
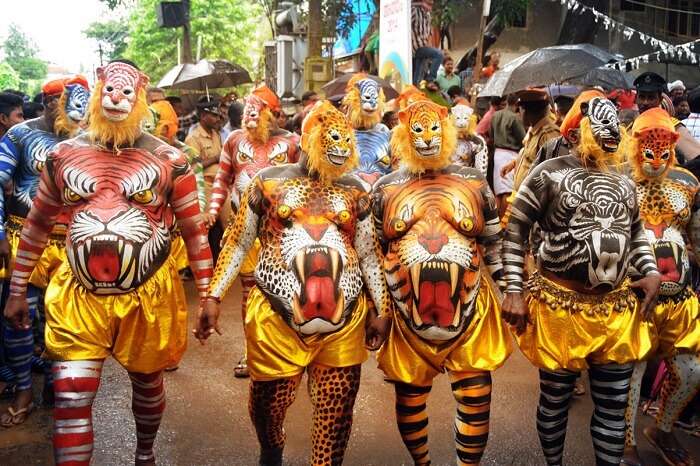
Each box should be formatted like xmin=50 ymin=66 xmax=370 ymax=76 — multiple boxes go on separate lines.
xmin=504 ymin=155 xmax=657 ymax=292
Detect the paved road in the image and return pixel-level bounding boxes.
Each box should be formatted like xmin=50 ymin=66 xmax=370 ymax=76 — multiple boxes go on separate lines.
xmin=1 ymin=280 xmax=697 ymax=465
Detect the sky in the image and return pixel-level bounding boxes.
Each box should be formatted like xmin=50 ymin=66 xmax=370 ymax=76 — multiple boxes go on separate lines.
xmin=2 ymin=0 xmax=117 ymax=77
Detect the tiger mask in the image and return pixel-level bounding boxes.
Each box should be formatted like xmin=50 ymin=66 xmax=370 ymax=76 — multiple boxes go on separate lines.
xmin=391 ymin=100 xmax=456 ymax=174
xmin=342 ymin=74 xmax=385 ymax=130
xmin=625 ymin=107 xmax=679 ymax=181
xmin=54 ymin=77 xmax=90 ymax=137
xmin=577 ymin=97 xmax=623 ymax=170
xmin=301 ymin=100 xmax=358 ymax=185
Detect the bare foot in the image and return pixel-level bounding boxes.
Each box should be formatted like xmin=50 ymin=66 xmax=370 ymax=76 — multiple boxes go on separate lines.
xmin=644 ymin=426 xmax=692 ymax=466
xmin=621 ymin=445 xmax=644 ymax=466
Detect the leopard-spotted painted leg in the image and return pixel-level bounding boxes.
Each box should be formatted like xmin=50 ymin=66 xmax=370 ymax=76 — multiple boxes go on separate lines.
xmin=656 ymin=353 xmax=700 ymax=432
xmin=394 ymin=382 xmax=432 ymax=466
xmin=450 ymin=370 xmax=492 ymax=465
xmin=307 ymin=364 xmax=361 ymax=466
xmin=249 ymin=375 xmax=302 ymax=466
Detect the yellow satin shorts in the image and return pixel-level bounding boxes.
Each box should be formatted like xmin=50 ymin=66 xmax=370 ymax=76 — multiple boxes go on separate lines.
xmin=245 ymin=286 xmax=369 ymax=381
xmin=651 ymin=289 xmax=700 ymax=358
xmin=377 ymin=281 xmax=513 ymax=387
xmin=170 ymin=233 xmax=189 ymax=272
xmin=43 ymin=257 xmax=188 ymax=373
xmin=0 ymin=215 xmax=66 ymax=283
xmin=517 ymin=273 xmax=653 ymax=372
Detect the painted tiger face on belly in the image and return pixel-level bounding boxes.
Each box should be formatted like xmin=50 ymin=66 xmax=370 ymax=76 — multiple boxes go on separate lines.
xmin=382 ymin=175 xmax=485 ymax=340
xmin=55 ymin=147 xmax=176 ymax=294
xmin=540 ymin=168 xmax=635 ymax=289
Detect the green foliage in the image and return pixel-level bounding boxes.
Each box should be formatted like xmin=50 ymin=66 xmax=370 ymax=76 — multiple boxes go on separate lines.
xmin=123 ymin=0 xmax=261 ymax=82
xmin=84 ymin=19 xmax=129 ymax=61
xmin=255 ymin=0 xmax=357 ymax=39
xmin=1 ymin=24 xmax=48 ymax=93
xmin=491 ymin=0 xmax=529 ymax=26
xmin=0 ymin=62 xmax=20 ymax=90
xmin=432 ymin=0 xmax=473 ymax=29
xmin=432 ymin=0 xmax=527 ymax=28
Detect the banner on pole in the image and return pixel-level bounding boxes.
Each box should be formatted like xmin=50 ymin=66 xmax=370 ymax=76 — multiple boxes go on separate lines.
xmin=379 ymin=0 xmax=412 ymax=92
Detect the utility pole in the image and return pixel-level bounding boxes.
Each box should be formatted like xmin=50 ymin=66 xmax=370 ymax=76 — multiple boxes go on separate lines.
xmin=308 ymin=0 xmax=322 ymax=57
xmin=181 ymin=0 xmax=194 ymax=63
xmin=472 ymin=0 xmax=491 ymax=104
xmin=98 ymin=43 xmax=104 ymax=66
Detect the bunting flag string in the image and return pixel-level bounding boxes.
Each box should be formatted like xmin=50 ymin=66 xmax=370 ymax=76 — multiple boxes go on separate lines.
xmin=551 ymin=0 xmax=674 ymax=50
xmin=605 ymin=39 xmax=700 ymax=70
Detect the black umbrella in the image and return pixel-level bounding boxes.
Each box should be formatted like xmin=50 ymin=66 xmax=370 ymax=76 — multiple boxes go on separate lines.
xmin=322 ymin=73 xmax=399 ymax=100
xmin=564 ymin=67 xmax=634 ymax=91
xmin=480 ymin=44 xmax=620 ymax=97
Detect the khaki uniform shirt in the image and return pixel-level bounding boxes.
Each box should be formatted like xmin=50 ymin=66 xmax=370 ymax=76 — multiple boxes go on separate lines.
xmin=185 ymin=124 xmax=223 ymax=181
xmin=513 ymin=114 xmax=560 ymax=190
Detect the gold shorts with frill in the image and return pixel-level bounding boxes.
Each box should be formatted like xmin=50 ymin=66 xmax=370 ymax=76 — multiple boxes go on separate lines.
xmin=651 ymin=288 xmax=700 ymax=357
xmin=377 ymin=280 xmax=512 ymax=387
xmin=1 ymin=215 xmax=67 ymax=285
xmin=245 ymin=286 xmax=369 ymax=381
xmin=517 ymin=273 xmax=653 ymax=372
xmin=43 ymin=256 xmax=188 ymax=373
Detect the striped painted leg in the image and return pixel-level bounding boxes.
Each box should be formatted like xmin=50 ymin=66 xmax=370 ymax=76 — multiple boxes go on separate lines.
xmin=129 ymin=371 xmax=166 ymax=465
xmin=53 ymin=360 xmax=103 ymax=466
xmin=394 ymin=382 xmax=432 ymax=466
xmin=536 ymin=369 xmax=577 ymax=466
xmin=588 ymin=363 xmax=633 ymax=466
xmin=450 ymin=371 xmax=492 ymax=465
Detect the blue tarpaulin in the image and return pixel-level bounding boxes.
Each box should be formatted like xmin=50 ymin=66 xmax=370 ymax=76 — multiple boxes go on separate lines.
xmin=332 ymin=0 xmax=376 ymax=57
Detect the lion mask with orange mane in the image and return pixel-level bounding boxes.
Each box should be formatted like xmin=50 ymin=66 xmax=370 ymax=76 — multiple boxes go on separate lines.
xmin=342 ymin=74 xmax=385 ymax=130
xmin=623 ymin=107 xmax=679 ymax=181
xmin=242 ymin=94 xmax=275 ymax=144
xmin=390 ymin=100 xmax=456 ymax=174
xmin=87 ymin=60 xmax=149 ymax=149
xmin=301 ymin=100 xmax=358 ymax=185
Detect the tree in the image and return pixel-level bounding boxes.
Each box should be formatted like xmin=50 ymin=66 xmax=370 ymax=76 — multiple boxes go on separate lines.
xmin=255 ymin=0 xmax=357 ymax=40
xmin=122 ymin=0 xmax=261 ymax=81
xmin=84 ymin=19 xmax=129 ymax=63
xmin=454 ymin=0 xmax=530 ymax=72
xmin=0 ymin=62 xmax=20 ymax=90
xmin=1 ymin=24 xmax=48 ymax=93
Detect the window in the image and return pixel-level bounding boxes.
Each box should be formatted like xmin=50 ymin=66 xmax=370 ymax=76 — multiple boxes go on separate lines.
xmin=621 ymin=0 xmax=646 ymax=12
xmin=667 ymin=0 xmax=700 ymax=37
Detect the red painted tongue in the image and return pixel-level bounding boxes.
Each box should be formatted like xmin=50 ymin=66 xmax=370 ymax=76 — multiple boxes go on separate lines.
xmin=87 ymin=243 xmax=120 ymax=283
xmin=417 ymin=281 xmax=454 ymax=326
xmin=303 ymin=276 xmax=336 ymax=319
xmin=657 ymin=257 xmax=680 ymax=282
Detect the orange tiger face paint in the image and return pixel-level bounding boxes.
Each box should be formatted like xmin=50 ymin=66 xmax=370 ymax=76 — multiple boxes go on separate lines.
xmin=377 ymin=172 xmax=495 ymax=340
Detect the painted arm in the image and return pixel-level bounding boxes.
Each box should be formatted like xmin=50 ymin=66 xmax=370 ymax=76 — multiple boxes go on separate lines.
xmin=0 ymin=128 xmax=24 ymax=240
xmin=208 ymin=138 xmax=236 ymax=217
xmin=180 ymin=144 xmax=207 ymax=212
xmin=628 ymin=198 xmax=659 ymax=278
xmin=370 ymin=184 xmax=388 ymax=252
xmin=477 ymin=179 xmax=503 ymax=287
xmin=353 ymin=191 xmax=391 ymax=318
xmin=503 ymin=167 xmax=545 ymax=292
xmin=8 ymin=159 xmax=63 ymax=296
xmin=171 ymin=166 xmax=214 ymax=298
xmin=688 ymin=188 xmax=700 ymax=262
xmin=207 ymin=178 xmax=261 ymax=300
